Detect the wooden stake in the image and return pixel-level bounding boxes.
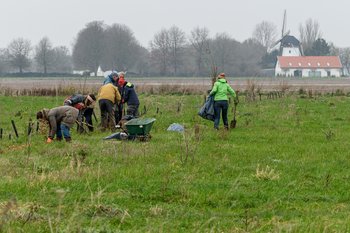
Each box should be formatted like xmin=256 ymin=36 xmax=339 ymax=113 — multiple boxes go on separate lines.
xmin=11 ymin=120 xmax=19 ymax=138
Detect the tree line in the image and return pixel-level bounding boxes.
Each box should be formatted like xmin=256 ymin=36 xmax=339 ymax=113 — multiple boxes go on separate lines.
xmin=1 ymin=19 xmax=349 ymax=77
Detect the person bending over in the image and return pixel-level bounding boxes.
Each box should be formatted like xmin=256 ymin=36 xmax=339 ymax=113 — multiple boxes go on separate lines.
xmin=36 ymin=106 xmax=79 ymax=143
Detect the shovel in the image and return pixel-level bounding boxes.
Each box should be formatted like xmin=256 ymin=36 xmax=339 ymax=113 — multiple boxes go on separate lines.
xmin=230 ymin=96 xmax=239 ymax=129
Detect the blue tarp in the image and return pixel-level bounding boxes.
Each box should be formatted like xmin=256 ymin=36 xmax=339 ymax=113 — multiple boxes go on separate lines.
xmin=167 ymin=123 xmax=184 ymax=132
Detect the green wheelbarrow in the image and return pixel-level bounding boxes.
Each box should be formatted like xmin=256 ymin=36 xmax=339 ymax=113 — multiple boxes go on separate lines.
xmin=125 ymin=118 xmax=156 ymax=141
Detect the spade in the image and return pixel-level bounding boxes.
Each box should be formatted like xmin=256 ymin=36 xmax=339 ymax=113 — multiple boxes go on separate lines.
xmin=230 ymin=96 xmax=239 ymax=129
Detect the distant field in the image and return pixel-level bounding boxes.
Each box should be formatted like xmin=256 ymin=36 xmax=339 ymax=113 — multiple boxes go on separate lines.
xmin=1 ymin=76 xmax=350 ymax=93
xmin=1 ymin=93 xmax=350 ymax=231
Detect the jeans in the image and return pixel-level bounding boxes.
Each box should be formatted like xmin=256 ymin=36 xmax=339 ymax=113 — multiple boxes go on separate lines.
xmin=214 ymin=100 xmax=228 ymax=129
xmin=56 ymin=124 xmax=71 ymax=139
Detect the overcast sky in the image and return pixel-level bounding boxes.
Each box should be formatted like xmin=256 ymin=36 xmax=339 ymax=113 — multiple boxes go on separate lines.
xmin=1 ymin=0 xmax=349 ymax=51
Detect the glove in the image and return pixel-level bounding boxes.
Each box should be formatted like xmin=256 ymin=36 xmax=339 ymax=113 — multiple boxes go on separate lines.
xmin=74 ymin=103 xmax=85 ymax=110
xmin=46 ymin=137 xmax=53 ymax=143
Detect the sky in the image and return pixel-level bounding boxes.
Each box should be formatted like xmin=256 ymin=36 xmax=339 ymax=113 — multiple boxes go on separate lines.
xmin=1 ymin=0 xmax=349 ymax=51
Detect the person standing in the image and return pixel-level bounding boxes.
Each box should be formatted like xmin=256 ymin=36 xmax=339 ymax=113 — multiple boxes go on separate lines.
xmin=118 ymin=77 xmax=140 ymax=118
xmin=115 ymin=71 xmax=126 ymax=124
xmin=36 ymin=106 xmax=79 ymax=143
xmin=97 ymin=83 xmax=121 ymax=130
xmin=64 ymin=93 xmax=96 ymax=132
xmin=209 ymin=73 xmax=236 ymax=130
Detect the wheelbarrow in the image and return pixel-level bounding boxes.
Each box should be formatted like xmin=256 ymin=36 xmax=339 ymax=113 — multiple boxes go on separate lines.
xmin=125 ymin=118 xmax=156 ymax=141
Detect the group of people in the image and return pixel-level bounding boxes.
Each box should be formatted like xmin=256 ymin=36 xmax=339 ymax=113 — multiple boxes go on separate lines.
xmin=99 ymin=71 xmax=140 ymax=130
xmin=36 ymin=71 xmax=140 ymax=143
xmin=36 ymin=71 xmax=236 ymax=143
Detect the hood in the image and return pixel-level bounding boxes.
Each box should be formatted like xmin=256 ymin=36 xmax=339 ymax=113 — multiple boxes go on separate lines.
xmin=126 ymin=82 xmax=134 ymax=88
xmin=217 ymin=78 xmax=227 ymax=83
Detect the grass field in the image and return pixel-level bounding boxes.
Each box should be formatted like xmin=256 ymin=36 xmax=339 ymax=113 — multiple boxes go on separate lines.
xmin=1 ymin=93 xmax=350 ymax=232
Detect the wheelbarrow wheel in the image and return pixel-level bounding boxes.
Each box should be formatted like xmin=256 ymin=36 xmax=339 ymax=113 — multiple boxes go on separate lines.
xmin=139 ymin=134 xmax=151 ymax=142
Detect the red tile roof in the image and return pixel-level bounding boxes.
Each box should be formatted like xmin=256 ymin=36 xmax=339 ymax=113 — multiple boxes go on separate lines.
xmin=277 ymin=56 xmax=342 ymax=69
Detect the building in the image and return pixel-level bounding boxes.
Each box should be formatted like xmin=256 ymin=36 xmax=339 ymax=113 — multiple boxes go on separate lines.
xmin=275 ymin=56 xmax=343 ymax=77
xmin=274 ymin=35 xmax=343 ymax=77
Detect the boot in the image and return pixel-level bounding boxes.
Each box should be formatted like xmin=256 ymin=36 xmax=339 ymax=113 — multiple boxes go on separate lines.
xmin=65 ymin=137 xmax=72 ymax=142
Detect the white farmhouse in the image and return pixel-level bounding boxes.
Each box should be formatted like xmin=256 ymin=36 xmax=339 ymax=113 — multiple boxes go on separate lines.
xmin=275 ymin=56 xmax=343 ymax=77
xmin=274 ymin=35 xmax=343 ymax=77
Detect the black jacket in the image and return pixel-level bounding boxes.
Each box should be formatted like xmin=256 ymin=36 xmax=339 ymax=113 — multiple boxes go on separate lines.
xmin=122 ymin=82 xmax=139 ymax=105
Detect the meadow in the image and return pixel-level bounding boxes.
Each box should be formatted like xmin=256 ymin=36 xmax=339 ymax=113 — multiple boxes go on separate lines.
xmin=1 ymin=90 xmax=350 ymax=232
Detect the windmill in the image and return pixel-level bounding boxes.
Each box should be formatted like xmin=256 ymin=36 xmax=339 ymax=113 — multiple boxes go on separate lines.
xmin=272 ymin=10 xmax=291 ymax=55
xmin=272 ymin=10 xmax=303 ymax=56
xmin=280 ymin=10 xmax=290 ymax=42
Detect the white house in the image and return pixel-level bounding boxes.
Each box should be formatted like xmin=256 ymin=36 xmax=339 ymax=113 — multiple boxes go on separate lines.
xmin=274 ymin=35 xmax=343 ymax=77
xmin=90 ymin=66 xmax=104 ymax=77
xmin=275 ymin=56 xmax=343 ymax=77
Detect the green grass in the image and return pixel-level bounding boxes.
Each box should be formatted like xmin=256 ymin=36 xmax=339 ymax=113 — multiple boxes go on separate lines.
xmin=1 ymin=94 xmax=350 ymax=232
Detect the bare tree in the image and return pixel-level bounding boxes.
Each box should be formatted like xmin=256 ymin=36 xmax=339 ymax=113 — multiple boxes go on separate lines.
xmin=252 ymin=21 xmax=277 ymax=51
xmin=72 ymin=21 xmax=105 ymax=76
xmin=338 ymin=47 xmax=350 ymax=75
xmin=35 ymin=37 xmax=53 ymax=74
xmin=51 ymin=46 xmax=72 ymax=73
xmin=299 ymin=19 xmax=322 ymax=53
xmin=134 ymin=46 xmax=151 ymax=76
xmin=150 ymin=29 xmax=171 ymax=75
xmin=6 ymin=38 xmax=32 ymax=73
xmin=238 ymin=39 xmax=265 ymax=76
xmin=189 ymin=27 xmax=210 ymax=76
xmin=102 ymin=23 xmax=141 ymax=71
xmin=210 ymin=33 xmax=239 ymax=73
xmin=168 ymin=25 xmax=186 ymax=76
xmin=0 ymin=49 xmax=10 ymax=73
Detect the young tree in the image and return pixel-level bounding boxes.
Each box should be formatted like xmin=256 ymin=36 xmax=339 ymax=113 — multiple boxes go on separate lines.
xmin=72 ymin=21 xmax=105 ymax=76
xmin=189 ymin=27 xmax=210 ymax=76
xmin=35 ymin=37 xmax=53 ymax=74
xmin=6 ymin=38 xmax=32 ymax=73
xmin=252 ymin=21 xmax=277 ymax=51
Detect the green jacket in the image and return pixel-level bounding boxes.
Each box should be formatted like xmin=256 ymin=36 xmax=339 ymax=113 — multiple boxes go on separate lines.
xmin=209 ymin=78 xmax=236 ymax=101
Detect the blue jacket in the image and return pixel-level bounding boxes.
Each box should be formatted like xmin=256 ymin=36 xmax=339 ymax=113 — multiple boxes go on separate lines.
xmin=103 ymin=70 xmax=119 ymax=86
xmin=103 ymin=74 xmax=117 ymax=86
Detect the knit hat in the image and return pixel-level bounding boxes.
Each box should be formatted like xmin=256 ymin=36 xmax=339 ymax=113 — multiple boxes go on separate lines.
xmin=36 ymin=108 xmax=50 ymax=120
xmin=218 ymin=73 xmax=226 ymax=78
